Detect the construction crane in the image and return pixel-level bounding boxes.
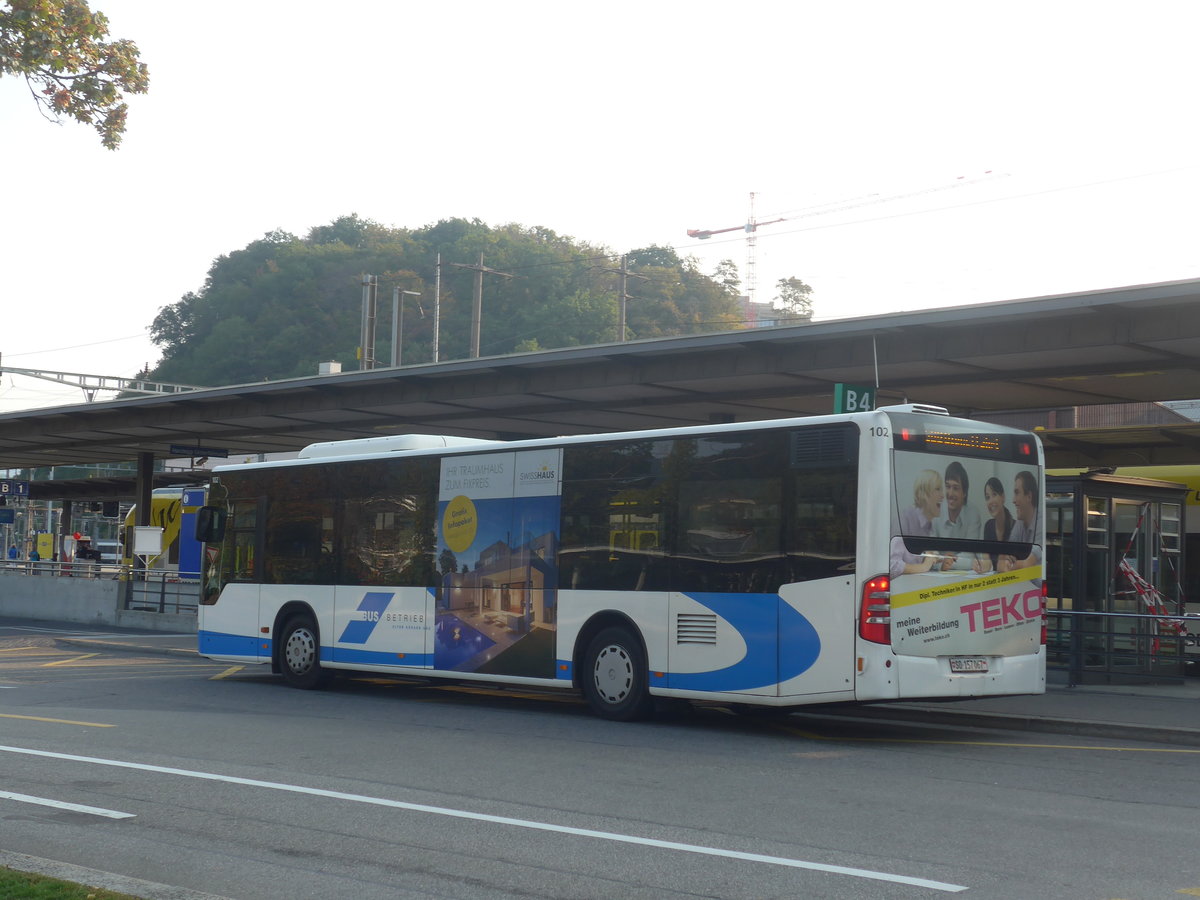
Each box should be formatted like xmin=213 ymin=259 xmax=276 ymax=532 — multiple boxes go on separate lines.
xmin=0 ymin=354 xmax=200 ymax=403
xmin=687 ymin=172 xmax=1005 ymax=307
xmin=687 ymin=192 xmax=784 ymax=307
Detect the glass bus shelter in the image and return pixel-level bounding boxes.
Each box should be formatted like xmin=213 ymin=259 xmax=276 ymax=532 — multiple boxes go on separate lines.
xmin=1045 ymin=472 xmax=1189 ymax=684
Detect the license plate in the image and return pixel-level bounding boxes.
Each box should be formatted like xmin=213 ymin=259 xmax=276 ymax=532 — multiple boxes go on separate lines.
xmin=949 ymin=656 xmax=989 ymax=673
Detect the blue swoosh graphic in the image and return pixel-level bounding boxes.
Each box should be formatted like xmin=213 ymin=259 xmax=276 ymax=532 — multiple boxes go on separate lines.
xmin=338 ymin=591 xmax=394 ymax=644
xmin=667 ymin=592 xmax=821 ymax=692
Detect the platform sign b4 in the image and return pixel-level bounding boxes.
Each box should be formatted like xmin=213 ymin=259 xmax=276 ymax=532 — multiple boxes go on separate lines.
xmin=834 ymin=383 xmax=875 ymax=413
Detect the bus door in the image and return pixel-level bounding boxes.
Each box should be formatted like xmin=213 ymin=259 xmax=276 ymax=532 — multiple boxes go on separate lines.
xmin=195 ymin=579 xmax=263 ymax=660
xmin=197 ymin=495 xmax=263 ymax=662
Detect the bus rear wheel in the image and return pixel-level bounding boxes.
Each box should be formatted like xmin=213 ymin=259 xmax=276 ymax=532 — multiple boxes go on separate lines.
xmin=582 ymin=627 xmax=653 ymax=721
xmin=279 ymin=614 xmax=332 ymax=689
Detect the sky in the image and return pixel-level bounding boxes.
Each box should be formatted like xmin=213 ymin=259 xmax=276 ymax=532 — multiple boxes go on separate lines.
xmin=3 ymin=0 xmax=1199 ymax=413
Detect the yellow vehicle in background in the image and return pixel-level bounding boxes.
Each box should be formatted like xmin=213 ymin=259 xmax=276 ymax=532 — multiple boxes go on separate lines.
xmin=120 ymin=486 xmax=207 ymax=578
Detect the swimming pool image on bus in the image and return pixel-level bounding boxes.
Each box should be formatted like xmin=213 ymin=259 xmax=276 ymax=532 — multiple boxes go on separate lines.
xmin=434 ymin=613 xmax=496 ymax=669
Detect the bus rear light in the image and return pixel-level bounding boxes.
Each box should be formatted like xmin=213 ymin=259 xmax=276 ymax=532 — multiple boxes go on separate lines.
xmin=860 ymin=575 xmax=892 ymax=644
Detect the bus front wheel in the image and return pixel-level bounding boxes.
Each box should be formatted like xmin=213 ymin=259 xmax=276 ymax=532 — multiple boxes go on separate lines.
xmin=582 ymin=627 xmax=653 ymax=721
xmin=279 ymin=614 xmax=332 ymax=689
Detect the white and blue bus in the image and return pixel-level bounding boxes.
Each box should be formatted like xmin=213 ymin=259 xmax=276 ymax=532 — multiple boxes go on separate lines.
xmin=195 ymin=405 xmax=1046 ymax=720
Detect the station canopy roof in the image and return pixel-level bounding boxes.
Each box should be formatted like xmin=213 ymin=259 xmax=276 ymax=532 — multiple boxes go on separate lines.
xmin=3 ymin=278 xmax=1200 ymax=488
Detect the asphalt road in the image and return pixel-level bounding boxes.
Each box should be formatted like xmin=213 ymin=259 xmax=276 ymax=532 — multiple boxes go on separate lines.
xmin=1 ymin=622 xmax=1198 ymax=900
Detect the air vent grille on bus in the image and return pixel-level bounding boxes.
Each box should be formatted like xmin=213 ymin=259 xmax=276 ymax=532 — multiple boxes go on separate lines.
xmin=676 ymin=613 xmax=718 ymax=644
xmin=790 ymin=424 xmax=858 ymax=467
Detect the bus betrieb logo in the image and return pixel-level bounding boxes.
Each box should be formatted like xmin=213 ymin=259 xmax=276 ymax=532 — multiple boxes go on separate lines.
xmin=338 ymin=592 xmax=394 ymax=643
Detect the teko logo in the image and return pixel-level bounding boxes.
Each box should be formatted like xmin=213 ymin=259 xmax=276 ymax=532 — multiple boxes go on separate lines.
xmin=959 ymin=589 xmax=1042 ymax=633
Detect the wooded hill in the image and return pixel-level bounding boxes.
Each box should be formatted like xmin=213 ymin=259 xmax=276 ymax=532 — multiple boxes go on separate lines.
xmin=146 ymin=215 xmax=792 ymax=387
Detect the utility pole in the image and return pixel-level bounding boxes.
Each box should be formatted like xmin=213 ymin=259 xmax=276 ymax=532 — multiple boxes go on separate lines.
xmin=360 ymin=274 xmax=379 ymax=370
xmin=450 ymin=254 xmax=512 ymax=358
xmin=432 ymin=253 xmax=442 ymax=363
xmin=594 ymin=255 xmax=648 ymax=341
xmin=391 ymin=288 xmax=422 ymax=367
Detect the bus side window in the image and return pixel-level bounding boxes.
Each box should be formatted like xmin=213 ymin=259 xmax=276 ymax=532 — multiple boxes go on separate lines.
xmin=195 ymin=506 xmax=227 ymax=543
xmin=560 ymin=438 xmax=672 ymax=592
xmin=225 ymin=498 xmax=261 ymax=582
xmin=784 ymin=425 xmax=859 ymax=581
xmin=674 ymin=432 xmax=786 ymax=593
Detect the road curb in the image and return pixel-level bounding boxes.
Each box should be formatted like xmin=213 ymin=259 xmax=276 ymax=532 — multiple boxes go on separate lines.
xmin=804 ymin=704 xmax=1200 ymax=748
xmin=0 ymin=849 xmax=233 ymax=900
xmin=53 ymin=637 xmax=199 ymax=658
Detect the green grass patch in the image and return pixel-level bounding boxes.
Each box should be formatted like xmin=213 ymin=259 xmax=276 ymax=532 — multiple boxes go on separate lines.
xmin=0 ymin=867 xmax=145 ymax=899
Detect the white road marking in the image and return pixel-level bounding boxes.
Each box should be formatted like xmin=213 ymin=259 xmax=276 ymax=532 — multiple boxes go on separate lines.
xmin=0 ymin=790 xmax=135 ymax=819
xmin=0 ymin=743 xmax=965 ymax=892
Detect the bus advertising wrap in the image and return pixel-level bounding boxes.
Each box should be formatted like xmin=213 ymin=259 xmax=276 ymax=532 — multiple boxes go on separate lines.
xmin=434 ymin=449 xmax=562 ymax=678
xmin=890 ymin=450 xmax=1044 ymax=658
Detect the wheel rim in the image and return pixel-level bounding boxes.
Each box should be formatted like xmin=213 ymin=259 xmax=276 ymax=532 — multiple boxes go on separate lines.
xmin=285 ymin=626 xmax=317 ymax=676
xmin=592 ymin=643 xmax=633 ymax=704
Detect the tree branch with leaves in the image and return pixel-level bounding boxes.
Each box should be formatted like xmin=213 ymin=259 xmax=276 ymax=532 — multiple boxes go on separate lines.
xmin=0 ymin=0 xmax=148 ymax=149
xmin=774 ymin=276 xmax=814 ymax=321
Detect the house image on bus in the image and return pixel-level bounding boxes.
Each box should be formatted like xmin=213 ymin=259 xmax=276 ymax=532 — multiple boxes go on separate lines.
xmin=436 ymin=529 xmax=558 ymax=678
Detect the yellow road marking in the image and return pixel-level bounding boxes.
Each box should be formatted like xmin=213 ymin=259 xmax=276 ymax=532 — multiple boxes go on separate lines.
xmin=210 ymin=666 xmax=244 ymax=679
xmin=42 ymin=653 xmax=100 ymax=667
xmin=0 ymin=712 xmax=114 ymax=727
xmin=1176 ymin=889 xmax=1200 ymax=897
xmin=772 ymin=722 xmax=1200 ymax=753
xmin=0 ymin=646 xmax=39 ymax=652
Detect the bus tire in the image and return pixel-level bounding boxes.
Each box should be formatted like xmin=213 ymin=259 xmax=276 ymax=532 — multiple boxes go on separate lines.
xmin=279 ymin=614 xmax=332 ymax=690
xmin=582 ymin=626 xmax=653 ymax=721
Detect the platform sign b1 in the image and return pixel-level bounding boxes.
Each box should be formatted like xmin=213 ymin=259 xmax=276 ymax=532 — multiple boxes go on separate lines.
xmin=834 ymin=383 xmax=875 ymax=413
xmin=0 ymin=480 xmax=29 ymax=498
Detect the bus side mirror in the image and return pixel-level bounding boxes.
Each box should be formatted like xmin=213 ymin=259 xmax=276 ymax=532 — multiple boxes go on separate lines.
xmin=195 ymin=506 xmax=227 ymax=543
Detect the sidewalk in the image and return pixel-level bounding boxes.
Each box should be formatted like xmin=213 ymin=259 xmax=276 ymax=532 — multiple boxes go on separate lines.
xmin=40 ymin=622 xmax=1200 ymax=747
xmin=816 ymin=676 xmax=1200 ymax=747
